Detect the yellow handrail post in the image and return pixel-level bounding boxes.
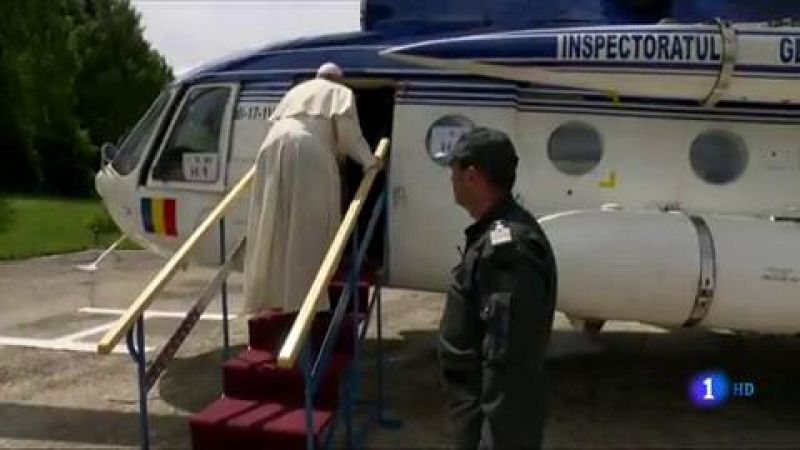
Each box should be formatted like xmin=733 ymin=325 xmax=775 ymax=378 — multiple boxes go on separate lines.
xmin=96 ymin=165 xmax=256 ymax=355
xmin=277 ymin=137 xmax=390 ymax=368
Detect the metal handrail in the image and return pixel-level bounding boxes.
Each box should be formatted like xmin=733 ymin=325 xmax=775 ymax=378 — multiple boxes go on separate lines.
xmin=142 ymin=236 xmax=246 ymax=390
xmin=305 ymin=190 xmax=389 ymax=449
xmin=96 ymin=165 xmax=257 ymax=355
xmin=312 ymin=190 xmax=386 ymax=383
xmin=278 ymin=137 xmax=390 ymax=368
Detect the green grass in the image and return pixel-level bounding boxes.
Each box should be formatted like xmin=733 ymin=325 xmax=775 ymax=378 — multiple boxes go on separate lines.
xmin=0 ymin=195 xmax=137 ymax=260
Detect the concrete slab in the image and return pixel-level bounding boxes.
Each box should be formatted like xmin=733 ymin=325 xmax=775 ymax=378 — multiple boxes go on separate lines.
xmin=0 ymin=250 xmax=799 ymax=448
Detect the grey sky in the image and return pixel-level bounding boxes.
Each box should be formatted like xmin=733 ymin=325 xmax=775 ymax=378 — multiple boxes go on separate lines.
xmin=131 ymin=1 xmax=361 ymax=74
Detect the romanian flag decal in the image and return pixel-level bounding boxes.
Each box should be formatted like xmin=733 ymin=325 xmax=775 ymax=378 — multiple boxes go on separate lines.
xmin=141 ymin=197 xmax=178 ymax=236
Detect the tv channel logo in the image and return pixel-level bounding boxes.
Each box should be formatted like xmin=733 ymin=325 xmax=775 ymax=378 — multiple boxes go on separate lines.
xmin=689 ymin=371 xmax=756 ymax=408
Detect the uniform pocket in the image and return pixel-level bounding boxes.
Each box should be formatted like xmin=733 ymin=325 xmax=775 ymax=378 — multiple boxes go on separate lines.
xmin=441 ymin=260 xmax=482 ymax=373
xmin=440 ymin=285 xmax=477 ymax=362
xmin=481 ymin=292 xmax=512 ymax=364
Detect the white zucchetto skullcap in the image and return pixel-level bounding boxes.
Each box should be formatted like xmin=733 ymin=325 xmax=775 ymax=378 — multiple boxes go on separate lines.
xmin=316 ymin=62 xmax=344 ymax=78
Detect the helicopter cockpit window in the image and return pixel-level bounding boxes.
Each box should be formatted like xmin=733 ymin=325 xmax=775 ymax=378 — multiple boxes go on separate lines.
xmin=548 ymin=121 xmax=604 ymax=175
xmin=111 ymin=89 xmax=171 ymax=176
xmin=690 ymin=130 xmax=748 ymax=185
xmin=152 ymin=86 xmax=231 ymax=183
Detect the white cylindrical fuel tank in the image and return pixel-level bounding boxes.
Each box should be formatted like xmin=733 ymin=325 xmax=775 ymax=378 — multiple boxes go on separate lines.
xmin=539 ymin=210 xmax=700 ymax=327
xmin=539 ymin=210 xmax=800 ymax=334
xmin=702 ymin=216 xmax=800 ymax=333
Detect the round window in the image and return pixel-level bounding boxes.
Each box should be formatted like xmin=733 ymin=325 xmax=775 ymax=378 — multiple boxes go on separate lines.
xmin=548 ymin=122 xmax=603 ymax=175
xmin=425 ymin=115 xmax=474 ymax=166
xmin=690 ymin=130 xmax=748 ymax=185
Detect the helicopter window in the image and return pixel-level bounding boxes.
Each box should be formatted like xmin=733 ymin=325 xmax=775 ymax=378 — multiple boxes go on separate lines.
xmin=690 ymin=130 xmax=748 ymax=185
xmin=425 ymin=115 xmax=475 ymax=166
xmin=548 ymin=122 xmax=603 ymax=175
xmin=152 ymin=86 xmax=231 ymax=183
xmin=111 ymin=89 xmax=171 ymax=176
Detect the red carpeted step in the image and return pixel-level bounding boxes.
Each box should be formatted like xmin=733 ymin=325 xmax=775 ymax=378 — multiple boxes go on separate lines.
xmin=248 ymin=310 xmax=358 ymax=354
xmin=189 ymin=397 xmax=332 ymax=450
xmin=328 ymin=280 xmax=371 ymax=315
xmin=223 ymin=349 xmax=350 ymax=406
xmin=246 ymin=309 xmax=297 ymax=352
xmin=330 ymin=260 xmax=377 ymax=314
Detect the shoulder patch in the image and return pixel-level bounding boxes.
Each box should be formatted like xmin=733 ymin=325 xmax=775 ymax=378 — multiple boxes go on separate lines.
xmin=489 ymin=220 xmax=513 ymax=247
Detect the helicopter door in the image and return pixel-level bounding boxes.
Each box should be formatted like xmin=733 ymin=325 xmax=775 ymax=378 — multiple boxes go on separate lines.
xmin=139 ymin=83 xmax=239 ymax=259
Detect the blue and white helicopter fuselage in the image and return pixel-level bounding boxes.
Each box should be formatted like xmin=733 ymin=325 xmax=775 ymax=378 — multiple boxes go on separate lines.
xmin=95 ymin=0 xmax=800 ymax=334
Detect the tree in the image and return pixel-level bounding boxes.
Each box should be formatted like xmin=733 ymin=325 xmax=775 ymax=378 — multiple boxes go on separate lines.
xmin=24 ymin=0 xmax=95 ymax=195
xmin=0 ymin=0 xmax=172 ymax=195
xmin=71 ymin=0 xmax=173 ymax=147
xmin=0 ymin=0 xmax=47 ymax=191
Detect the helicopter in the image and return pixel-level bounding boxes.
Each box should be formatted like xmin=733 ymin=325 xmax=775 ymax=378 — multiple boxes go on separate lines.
xmin=95 ymin=0 xmax=800 ymax=335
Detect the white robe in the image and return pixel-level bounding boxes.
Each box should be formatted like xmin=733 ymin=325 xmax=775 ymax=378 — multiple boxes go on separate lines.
xmin=243 ymin=78 xmax=377 ymax=314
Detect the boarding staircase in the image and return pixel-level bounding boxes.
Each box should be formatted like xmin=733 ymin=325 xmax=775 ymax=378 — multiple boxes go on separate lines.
xmin=95 ymin=139 xmax=392 ymax=449
xmin=189 ymin=279 xmax=371 ymax=450
xmin=191 ymin=336 xmax=340 ymax=448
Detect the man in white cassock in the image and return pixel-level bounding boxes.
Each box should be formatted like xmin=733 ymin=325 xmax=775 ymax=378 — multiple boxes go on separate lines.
xmin=243 ymin=62 xmax=380 ymax=315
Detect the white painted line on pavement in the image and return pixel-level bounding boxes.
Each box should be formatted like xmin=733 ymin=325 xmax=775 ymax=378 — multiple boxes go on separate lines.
xmin=77 ymin=307 xmax=237 ymax=321
xmin=0 ymin=336 xmax=151 ymax=354
xmin=54 ymin=321 xmax=117 ymax=342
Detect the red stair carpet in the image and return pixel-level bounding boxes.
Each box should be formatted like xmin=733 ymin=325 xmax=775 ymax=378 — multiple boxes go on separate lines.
xmin=189 ymin=277 xmax=371 ymax=450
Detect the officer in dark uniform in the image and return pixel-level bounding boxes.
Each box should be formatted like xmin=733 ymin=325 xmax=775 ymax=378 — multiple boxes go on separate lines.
xmin=439 ymin=127 xmax=557 ymax=450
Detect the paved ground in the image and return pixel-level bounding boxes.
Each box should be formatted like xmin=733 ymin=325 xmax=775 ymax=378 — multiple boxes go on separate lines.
xmin=1 ymin=250 xmax=799 ymax=449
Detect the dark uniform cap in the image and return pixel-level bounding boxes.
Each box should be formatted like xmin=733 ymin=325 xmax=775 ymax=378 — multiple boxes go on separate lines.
xmin=451 ymin=127 xmax=519 ymax=189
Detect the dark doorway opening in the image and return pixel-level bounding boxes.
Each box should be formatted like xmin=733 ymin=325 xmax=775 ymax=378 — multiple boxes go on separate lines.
xmin=340 ymin=84 xmax=395 ymax=272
